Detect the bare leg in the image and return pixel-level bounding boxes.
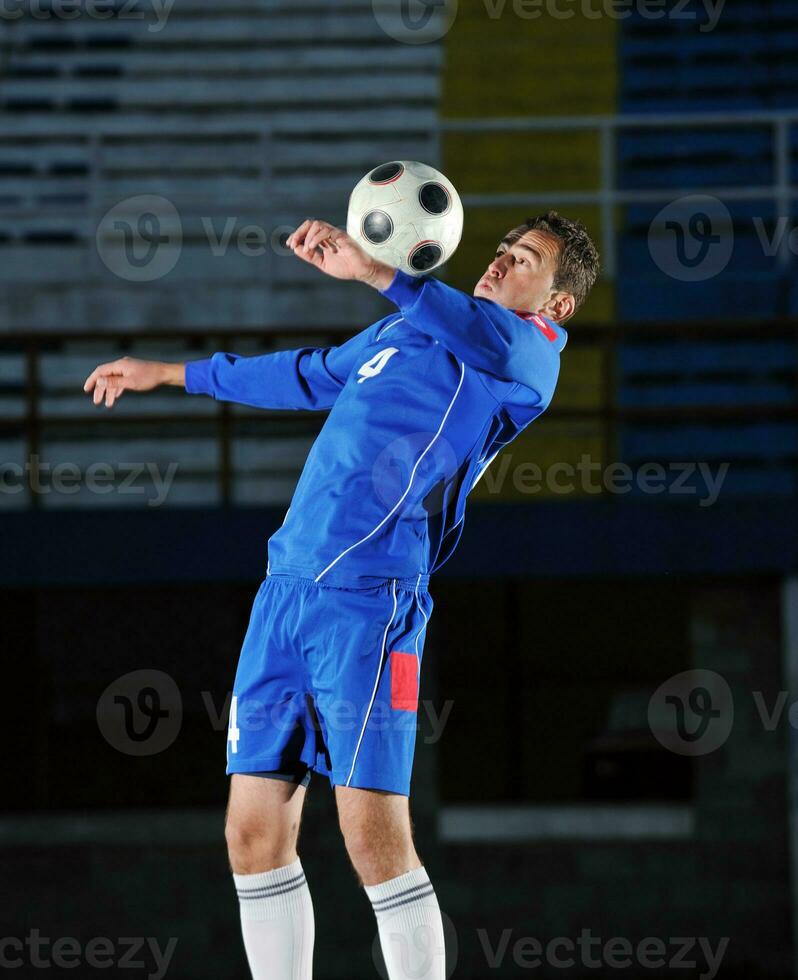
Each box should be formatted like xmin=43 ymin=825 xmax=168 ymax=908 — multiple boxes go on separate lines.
xmin=226 ymin=774 xmax=313 ymax=980
xmin=335 ymin=785 xmax=421 ymax=885
xmin=336 ymin=786 xmax=445 ymax=979
xmin=225 ymin=773 xmax=307 ymax=873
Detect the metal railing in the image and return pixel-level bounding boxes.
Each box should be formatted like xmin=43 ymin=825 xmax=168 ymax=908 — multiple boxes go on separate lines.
xmin=2 ymin=109 xmax=795 ymax=286
xmin=1 ymin=105 xmax=797 ymax=506
xmin=443 ymin=109 xmax=798 ymax=278
xmin=3 ymin=317 xmax=797 ymax=509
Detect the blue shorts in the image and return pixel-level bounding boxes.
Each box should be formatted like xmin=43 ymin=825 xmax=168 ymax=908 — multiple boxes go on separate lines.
xmin=226 ymin=572 xmax=433 ymax=796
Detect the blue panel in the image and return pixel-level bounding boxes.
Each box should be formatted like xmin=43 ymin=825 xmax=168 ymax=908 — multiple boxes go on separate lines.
xmin=618 ymin=130 xmax=772 ymax=162
xmin=618 ymin=342 xmax=796 ymax=374
xmin=625 ymin=162 xmax=773 ymax=189
xmin=619 ymin=9 xmax=798 ymax=114
xmin=619 ymin=383 xmax=796 ymax=408
xmin=624 ymin=200 xmax=777 ymax=224
xmin=618 ymin=240 xmax=783 ymax=276
xmin=693 ymin=468 xmax=797 ymax=497
xmin=624 ymin=466 xmax=796 ymax=499
xmin=618 ymin=277 xmax=786 ymax=321
xmin=616 ymin=194 xmax=791 ymax=320
xmin=619 ymin=160 xmax=773 ymax=190
xmin=623 ymin=64 xmax=798 ymax=91
xmin=620 ymin=423 xmax=798 ymax=459
xmin=623 ymin=35 xmax=771 ymax=58
xmin=612 ymin=16 xmax=798 ymax=501
xmin=621 ymin=94 xmax=775 ymax=113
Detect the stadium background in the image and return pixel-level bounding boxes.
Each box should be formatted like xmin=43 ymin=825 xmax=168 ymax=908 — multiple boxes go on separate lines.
xmin=1 ymin=1 xmax=797 ymax=977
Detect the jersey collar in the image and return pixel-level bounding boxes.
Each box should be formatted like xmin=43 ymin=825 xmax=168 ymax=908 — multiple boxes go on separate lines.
xmin=514 ymin=310 xmax=569 ymax=352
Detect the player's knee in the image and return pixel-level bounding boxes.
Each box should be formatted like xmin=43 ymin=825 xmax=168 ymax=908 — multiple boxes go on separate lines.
xmin=225 ymin=813 xmax=297 ymax=873
xmin=340 ymin=820 xmax=415 ymax=881
xmin=340 ymin=822 xmax=368 ymax=868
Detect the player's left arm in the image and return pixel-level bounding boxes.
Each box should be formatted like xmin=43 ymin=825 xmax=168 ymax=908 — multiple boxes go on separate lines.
xmin=288 ymin=219 xmax=562 ymax=405
xmin=182 ymin=325 xmax=379 ymax=411
xmin=83 ymin=325 xmax=380 ymax=412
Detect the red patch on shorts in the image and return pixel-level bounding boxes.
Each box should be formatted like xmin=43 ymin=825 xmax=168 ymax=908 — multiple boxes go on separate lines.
xmin=390 ymin=651 xmax=419 ymax=712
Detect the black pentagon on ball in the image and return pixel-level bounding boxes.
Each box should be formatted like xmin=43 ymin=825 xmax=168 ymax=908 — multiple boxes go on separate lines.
xmin=362 ymin=210 xmax=394 ymax=245
xmin=418 ymin=182 xmax=450 ymax=215
xmin=409 ymin=242 xmax=443 ymax=272
xmin=369 ymin=161 xmax=404 ymax=184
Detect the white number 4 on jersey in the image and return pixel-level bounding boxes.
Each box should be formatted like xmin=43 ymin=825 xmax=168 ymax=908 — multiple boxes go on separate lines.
xmin=357 ymin=347 xmax=399 ymax=383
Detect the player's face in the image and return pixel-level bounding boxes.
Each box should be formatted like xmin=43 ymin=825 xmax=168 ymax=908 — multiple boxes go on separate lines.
xmin=474 ymin=229 xmax=561 ymax=313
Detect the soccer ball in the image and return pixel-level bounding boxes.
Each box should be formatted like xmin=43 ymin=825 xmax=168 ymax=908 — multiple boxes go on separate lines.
xmin=346 ymin=160 xmax=463 ymax=277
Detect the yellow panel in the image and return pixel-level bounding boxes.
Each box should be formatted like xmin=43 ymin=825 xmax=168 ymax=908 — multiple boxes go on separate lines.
xmin=441 ymin=204 xmax=614 ymax=323
xmin=471 ymin=419 xmax=609 ymax=502
xmin=445 ymin=131 xmax=603 ymax=195
xmin=441 ymin=1 xmax=618 ymax=323
xmin=577 ymin=279 xmax=614 ymax=325
xmin=556 ymin=345 xmax=605 ymax=411
xmin=442 ymin=0 xmax=618 ymax=118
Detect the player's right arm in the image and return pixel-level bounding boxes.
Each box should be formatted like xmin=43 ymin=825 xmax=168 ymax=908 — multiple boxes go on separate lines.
xmin=82 ymin=325 xmax=382 ymax=411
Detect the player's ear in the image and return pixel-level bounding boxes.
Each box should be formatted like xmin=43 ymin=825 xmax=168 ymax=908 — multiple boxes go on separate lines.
xmin=542 ymin=292 xmax=575 ymax=324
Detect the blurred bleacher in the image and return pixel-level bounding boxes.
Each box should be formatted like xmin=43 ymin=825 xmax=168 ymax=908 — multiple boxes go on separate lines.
xmin=615 ymin=5 xmax=798 ymax=498
xmin=442 ymin=3 xmax=798 ymax=508
xmin=0 ymin=0 xmax=444 ymax=508
xmin=0 ymin=0 xmax=441 ymax=330
xmin=1 ymin=0 xmax=796 ymax=512
xmin=618 ymin=3 xmax=798 ymax=320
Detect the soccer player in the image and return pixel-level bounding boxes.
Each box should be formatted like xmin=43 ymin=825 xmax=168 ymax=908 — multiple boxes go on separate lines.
xmin=83 ymin=211 xmax=599 ymax=980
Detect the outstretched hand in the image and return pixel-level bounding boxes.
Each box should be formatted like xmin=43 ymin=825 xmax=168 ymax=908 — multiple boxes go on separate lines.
xmin=82 ymin=357 xmax=176 ymax=409
xmin=286 ymin=219 xmax=395 ymax=290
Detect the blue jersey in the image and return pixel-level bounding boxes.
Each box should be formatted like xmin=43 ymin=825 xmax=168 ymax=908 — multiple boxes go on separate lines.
xmin=185 ymin=269 xmax=567 ymax=588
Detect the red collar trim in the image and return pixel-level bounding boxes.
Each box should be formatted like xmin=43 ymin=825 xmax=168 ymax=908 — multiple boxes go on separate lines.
xmin=514 ymin=310 xmax=559 ymax=343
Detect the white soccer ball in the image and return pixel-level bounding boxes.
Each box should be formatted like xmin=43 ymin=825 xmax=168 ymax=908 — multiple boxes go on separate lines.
xmin=346 ymin=160 xmax=464 ymax=277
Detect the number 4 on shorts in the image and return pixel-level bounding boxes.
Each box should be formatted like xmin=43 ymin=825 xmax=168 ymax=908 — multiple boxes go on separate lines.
xmin=228 ymin=695 xmax=240 ymax=755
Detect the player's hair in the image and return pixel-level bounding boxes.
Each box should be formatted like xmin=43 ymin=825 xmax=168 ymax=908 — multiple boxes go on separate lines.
xmin=508 ymin=211 xmax=600 ymax=314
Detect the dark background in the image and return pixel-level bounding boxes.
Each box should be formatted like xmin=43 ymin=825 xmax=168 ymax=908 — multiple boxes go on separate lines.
xmin=1 ymin=1 xmax=797 ymax=977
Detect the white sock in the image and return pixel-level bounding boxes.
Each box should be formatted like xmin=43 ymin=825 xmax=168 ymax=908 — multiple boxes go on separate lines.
xmin=364 ymin=866 xmax=446 ymax=980
xmin=233 ymin=857 xmax=314 ymax=980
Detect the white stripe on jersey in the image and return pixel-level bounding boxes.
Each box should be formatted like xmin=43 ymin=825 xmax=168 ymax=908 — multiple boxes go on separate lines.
xmin=376 ymin=315 xmax=405 ymax=340
xmin=314 ymin=361 xmax=467 ymax=583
